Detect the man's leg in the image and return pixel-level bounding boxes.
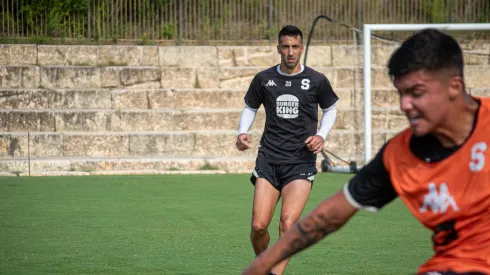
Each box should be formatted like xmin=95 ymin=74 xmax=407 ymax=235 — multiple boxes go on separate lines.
xmin=251 ymin=178 xmax=281 ymax=255
xmin=270 ymin=179 xmax=312 ymax=275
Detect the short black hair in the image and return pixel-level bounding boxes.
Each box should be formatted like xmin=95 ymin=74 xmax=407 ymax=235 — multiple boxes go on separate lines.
xmin=388 ymin=28 xmax=464 ymax=79
xmin=278 ymin=25 xmax=303 ymax=44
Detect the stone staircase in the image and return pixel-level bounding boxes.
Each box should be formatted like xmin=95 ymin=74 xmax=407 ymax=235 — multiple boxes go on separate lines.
xmin=0 ymin=44 xmax=489 ymax=176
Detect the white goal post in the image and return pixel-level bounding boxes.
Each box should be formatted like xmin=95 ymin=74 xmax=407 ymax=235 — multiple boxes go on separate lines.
xmin=362 ymin=23 xmax=490 ymax=163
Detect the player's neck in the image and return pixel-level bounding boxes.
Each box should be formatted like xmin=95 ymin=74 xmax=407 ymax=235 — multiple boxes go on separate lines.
xmin=433 ymin=95 xmax=479 ymax=147
xmin=279 ymin=63 xmax=302 ymax=75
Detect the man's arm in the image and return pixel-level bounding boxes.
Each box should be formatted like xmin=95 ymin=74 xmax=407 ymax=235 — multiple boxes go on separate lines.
xmin=305 ymin=104 xmax=337 ymax=154
xmin=236 ymin=106 xmax=257 ymax=151
xmin=242 ymin=190 xmax=358 ymax=275
xmin=316 ymin=104 xmax=337 ymax=140
xmin=237 ymin=73 xmax=263 ymax=151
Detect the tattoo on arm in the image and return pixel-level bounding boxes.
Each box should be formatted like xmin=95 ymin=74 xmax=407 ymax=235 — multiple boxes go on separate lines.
xmin=279 ymin=212 xmax=337 ymax=262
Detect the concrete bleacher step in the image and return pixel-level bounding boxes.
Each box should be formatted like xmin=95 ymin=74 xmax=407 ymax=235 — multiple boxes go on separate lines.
xmin=0 ymin=155 xmax=258 ymax=174
xmin=2 ymin=88 xmax=489 ymax=112
xmin=0 ymin=154 xmax=366 ymax=175
xmin=3 ymin=169 xmax=254 ymax=177
xmin=0 ymin=88 xmax=361 ymax=110
xmin=1 ymin=129 xmax=396 ymax=159
xmin=0 ymin=107 xmax=411 ymax=132
xmin=0 ymin=88 xmax=250 ymax=110
xmin=3 ymin=44 xmax=488 ymax=69
xmin=2 ymin=65 xmax=490 ymax=90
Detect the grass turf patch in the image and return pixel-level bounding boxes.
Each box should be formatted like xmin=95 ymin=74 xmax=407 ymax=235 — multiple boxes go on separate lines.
xmin=0 ymin=173 xmax=432 ymax=274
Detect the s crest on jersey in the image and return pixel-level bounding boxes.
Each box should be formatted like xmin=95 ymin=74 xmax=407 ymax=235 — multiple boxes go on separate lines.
xmin=301 ymin=79 xmax=310 ymax=90
xmin=469 ymin=141 xmax=487 ymax=172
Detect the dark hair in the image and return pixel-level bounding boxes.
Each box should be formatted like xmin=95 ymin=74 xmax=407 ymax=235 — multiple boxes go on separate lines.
xmin=388 ymin=28 xmax=464 ymax=79
xmin=278 ymin=25 xmax=303 ymax=44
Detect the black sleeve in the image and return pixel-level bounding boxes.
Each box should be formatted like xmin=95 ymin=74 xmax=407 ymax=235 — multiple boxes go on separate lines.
xmin=344 ymin=145 xmax=398 ymax=211
xmin=317 ymin=76 xmax=339 ymax=109
xmin=244 ymin=74 xmax=264 ymax=109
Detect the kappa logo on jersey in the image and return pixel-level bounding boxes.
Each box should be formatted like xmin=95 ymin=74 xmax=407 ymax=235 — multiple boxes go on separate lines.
xmin=276 ymin=94 xmax=299 ymax=119
xmin=419 ymin=183 xmax=460 ymax=214
xmin=265 ymin=80 xmax=277 ymax=87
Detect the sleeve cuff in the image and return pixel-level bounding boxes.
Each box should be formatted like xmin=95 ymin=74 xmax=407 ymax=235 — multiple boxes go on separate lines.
xmin=343 ymin=182 xmax=380 ymax=213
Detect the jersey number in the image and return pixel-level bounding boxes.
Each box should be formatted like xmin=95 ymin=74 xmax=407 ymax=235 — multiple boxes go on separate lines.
xmin=469 ymin=141 xmax=487 ymax=172
xmin=285 ymin=81 xmax=291 ymax=87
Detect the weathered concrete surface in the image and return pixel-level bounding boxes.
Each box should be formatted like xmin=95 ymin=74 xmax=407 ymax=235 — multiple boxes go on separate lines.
xmin=55 ymin=111 xmax=112 ymax=131
xmin=148 ymin=89 xmax=244 ymax=109
xmin=161 ymin=68 xmax=195 ymax=88
xmin=246 ymin=46 xmax=279 ymax=66
xmin=38 ymin=45 xmax=99 ymax=66
xmin=120 ymin=67 xmax=162 ymax=87
xmin=63 ymin=135 xmax=129 ymax=157
xmin=465 ymin=66 xmax=490 ymax=88
xmin=40 ymin=67 xmax=101 ymax=89
xmin=0 ymin=134 xmax=27 ymax=157
xmin=219 ymin=67 xmax=264 ymax=89
xmin=99 ymin=45 xmax=158 ymax=66
xmin=462 ymin=44 xmax=490 ymax=65
xmin=218 ymin=47 xmax=248 ymax=67
xmin=470 ymin=88 xmax=490 ymax=97
xmin=0 ymin=111 xmax=55 ymax=131
xmin=0 ymin=89 xmax=50 ymax=109
xmin=331 ymin=46 xmax=364 ymax=67
xmin=29 ymin=134 xmax=63 ymax=157
xmin=50 ymin=89 xmax=112 ymax=109
xmin=112 ymin=90 xmax=148 ymax=109
xmin=129 ymin=133 xmax=194 ymax=156
xmin=0 ymin=45 xmax=37 ymax=65
xmin=0 ymin=66 xmax=40 ymax=88
xmin=195 ymin=68 xmax=220 ymax=88
xmin=159 ymin=46 xmax=218 ymax=67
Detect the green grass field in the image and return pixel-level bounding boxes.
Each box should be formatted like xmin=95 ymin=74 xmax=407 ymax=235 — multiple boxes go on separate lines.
xmin=0 ymin=173 xmax=432 ymax=274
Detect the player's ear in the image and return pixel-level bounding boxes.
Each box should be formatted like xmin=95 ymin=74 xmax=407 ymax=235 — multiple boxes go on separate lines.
xmin=277 ymin=44 xmax=280 ymax=54
xmin=447 ymin=76 xmax=464 ymax=101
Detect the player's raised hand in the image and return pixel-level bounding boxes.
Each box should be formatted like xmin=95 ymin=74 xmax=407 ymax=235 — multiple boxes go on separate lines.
xmin=304 ymin=135 xmax=324 ymax=154
xmin=236 ymin=133 xmax=252 ymax=151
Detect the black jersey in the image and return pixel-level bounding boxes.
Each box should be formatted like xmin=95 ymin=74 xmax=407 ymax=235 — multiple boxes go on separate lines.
xmin=244 ymin=65 xmax=338 ymax=164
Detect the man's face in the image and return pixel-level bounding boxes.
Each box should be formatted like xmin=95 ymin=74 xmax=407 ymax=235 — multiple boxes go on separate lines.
xmin=394 ymin=69 xmax=458 ymax=136
xmin=277 ymin=35 xmax=304 ymax=70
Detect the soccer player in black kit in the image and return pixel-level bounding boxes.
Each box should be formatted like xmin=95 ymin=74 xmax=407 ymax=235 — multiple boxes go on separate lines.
xmin=235 ymin=25 xmax=339 ymax=275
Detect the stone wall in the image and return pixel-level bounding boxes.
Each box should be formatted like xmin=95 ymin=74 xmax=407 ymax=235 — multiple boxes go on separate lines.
xmin=1 ymin=44 xmax=489 ymax=175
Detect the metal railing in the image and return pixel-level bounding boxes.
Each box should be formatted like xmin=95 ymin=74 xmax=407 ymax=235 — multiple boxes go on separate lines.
xmin=1 ymin=0 xmax=489 ymax=44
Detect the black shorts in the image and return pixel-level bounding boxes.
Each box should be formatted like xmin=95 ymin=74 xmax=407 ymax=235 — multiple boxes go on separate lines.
xmin=250 ymin=159 xmax=317 ymax=191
